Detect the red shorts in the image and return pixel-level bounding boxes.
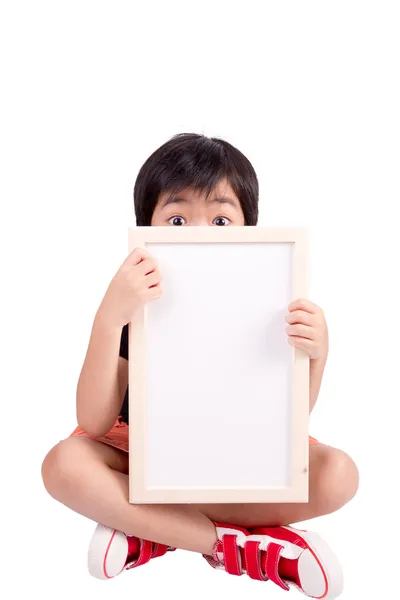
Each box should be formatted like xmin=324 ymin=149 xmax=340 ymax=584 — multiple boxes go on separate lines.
xmin=69 ymin=418 xmax=320 ymax=453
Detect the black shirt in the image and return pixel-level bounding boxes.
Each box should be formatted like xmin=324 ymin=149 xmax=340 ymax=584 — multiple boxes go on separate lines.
xmin=118 ymin=323 xmax=129 ymax=424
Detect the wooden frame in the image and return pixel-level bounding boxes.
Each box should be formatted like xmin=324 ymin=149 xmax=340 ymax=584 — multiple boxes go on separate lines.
xmin=128 ymin=226 xmax=309 ymax=504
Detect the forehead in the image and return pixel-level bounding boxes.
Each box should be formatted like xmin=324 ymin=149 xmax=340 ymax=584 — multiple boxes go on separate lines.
xmin=158 ymin=179 xmax=241 ymax=209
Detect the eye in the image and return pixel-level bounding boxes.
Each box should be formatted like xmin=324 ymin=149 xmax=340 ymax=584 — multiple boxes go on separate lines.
xmin=168 ymin=216 xmax=186 ymax=226
xmin=213 ymin=216 xmax=231 ymax=226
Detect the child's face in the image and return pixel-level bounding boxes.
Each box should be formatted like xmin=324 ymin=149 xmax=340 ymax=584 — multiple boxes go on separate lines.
xmin=151 ymin=178 xmax=245 ymax=227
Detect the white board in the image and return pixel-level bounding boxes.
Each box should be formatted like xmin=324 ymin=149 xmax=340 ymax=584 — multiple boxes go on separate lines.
xmin=128 ymin=226 xmax=309 ymax=504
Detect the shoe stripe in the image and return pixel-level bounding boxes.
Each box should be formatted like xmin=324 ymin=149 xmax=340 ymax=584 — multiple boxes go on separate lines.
xmin=103 ymin=530 xmax=118 ymax=579
xmin=127 ymin=539 xmax=153 ymax=569
xmin=263 ymin=542 xmax=289 ymax=591
xmin=222 ymin=535 xmax=242 ymax=576
xmin=245 ymin=540 xmax=267 ymax=581
xmin=151 ymin=543 xmax=170 ymax=559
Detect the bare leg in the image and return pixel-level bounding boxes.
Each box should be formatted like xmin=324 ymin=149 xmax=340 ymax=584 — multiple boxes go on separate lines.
xmin=195 ymin=444 xmax=359 ymax=527
xmin=41 ymin=437 xmax=217 ymax=555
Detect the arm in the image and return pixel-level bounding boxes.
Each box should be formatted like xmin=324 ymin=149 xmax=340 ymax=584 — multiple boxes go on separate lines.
xmin=309 ymin=353 xmax=328 ymax=413
xmin=75 ymin=247 xmax=161 ymax=438
xmin=285 ymin=298 xmax=329 ymax=413
xmin=76 ymin=308 xmax=128 ymax=437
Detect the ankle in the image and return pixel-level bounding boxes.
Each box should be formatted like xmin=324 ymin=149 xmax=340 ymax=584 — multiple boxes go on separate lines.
xmin=203 ymin=526 xmax=219 ymax=557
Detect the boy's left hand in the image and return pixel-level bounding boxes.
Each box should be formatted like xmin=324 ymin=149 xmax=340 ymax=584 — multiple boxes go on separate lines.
xmin=285 ymin=299 xmax=329 ymax=360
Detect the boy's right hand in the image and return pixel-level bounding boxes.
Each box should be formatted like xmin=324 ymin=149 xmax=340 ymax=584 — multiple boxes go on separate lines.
xmin=98 ymin=248 xmax=162 ymax=327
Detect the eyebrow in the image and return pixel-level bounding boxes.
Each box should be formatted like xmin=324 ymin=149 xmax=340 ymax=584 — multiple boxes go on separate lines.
xmin=161 ymin=194 xmax=239 ymax=209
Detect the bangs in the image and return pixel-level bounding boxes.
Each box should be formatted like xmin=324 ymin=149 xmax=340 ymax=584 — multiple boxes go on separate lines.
xmin=156 ymin=136 xmax=232 ymax=200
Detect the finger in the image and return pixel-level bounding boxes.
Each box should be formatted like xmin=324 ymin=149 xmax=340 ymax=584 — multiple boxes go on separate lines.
xmin=288 ymin=298 xmax=316 ymax=314
xmin=286 ymin=324 xmax=315 ymax=340
xmin=124 ymin=247 xmax=152 ymax=266
xmin=137 ymin=256 xmax=158 ymax=276
xmin=145 ymin=271 xmax=161 ymax=288
xmin=285 ymin=310 xmax=314 ymax=326
xmin=146 ymin=283 xmax=163 ymax=300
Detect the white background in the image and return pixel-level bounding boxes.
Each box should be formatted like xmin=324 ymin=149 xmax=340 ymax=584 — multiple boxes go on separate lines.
xmin=1 ymin=1 xmax=399 ymax=598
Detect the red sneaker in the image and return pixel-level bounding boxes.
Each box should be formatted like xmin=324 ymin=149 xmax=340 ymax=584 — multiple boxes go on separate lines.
xmin=88 ymin=524 xmax=176 ymax=580
xmin=204 ymin=522 xmax=343 ymax=598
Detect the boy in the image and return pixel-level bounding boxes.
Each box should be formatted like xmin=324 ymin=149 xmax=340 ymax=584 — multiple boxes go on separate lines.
xmin=42 ymin=133 xmax=359 ymax=598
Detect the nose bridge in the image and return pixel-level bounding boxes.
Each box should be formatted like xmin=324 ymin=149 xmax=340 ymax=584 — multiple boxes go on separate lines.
xmin=190 ymin=202 xmax=209 ymax=226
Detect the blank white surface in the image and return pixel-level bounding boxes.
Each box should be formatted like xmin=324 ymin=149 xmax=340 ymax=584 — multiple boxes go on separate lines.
xmin=145 ymin=242 xmax=293 ymax=488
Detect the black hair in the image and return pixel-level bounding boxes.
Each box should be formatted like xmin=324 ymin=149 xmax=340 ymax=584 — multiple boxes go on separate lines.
xmin=134 ymin=133 xmax=259 ymax=226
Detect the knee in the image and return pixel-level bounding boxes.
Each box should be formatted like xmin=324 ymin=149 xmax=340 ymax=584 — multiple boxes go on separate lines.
xmin=314 ymin=447 xmax=359 ymax=514
xmin=41 ymin=438 xmax=82 ymax=499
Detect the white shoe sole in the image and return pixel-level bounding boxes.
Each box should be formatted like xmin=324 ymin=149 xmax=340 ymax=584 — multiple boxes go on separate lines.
xmin=88 ymin=524 xmax=129 ymax=580
xmin=284 ymin=527 xmax=344 ymax=599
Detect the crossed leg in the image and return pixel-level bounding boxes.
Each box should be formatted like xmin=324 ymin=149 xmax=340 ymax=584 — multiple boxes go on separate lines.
xmin=196 ymin=443 xmax=359 ymax=527
xmin=42 ymin=437 xmax=359 ymax=554
xmin=42 ymin=436 xmax=217 ymax=554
